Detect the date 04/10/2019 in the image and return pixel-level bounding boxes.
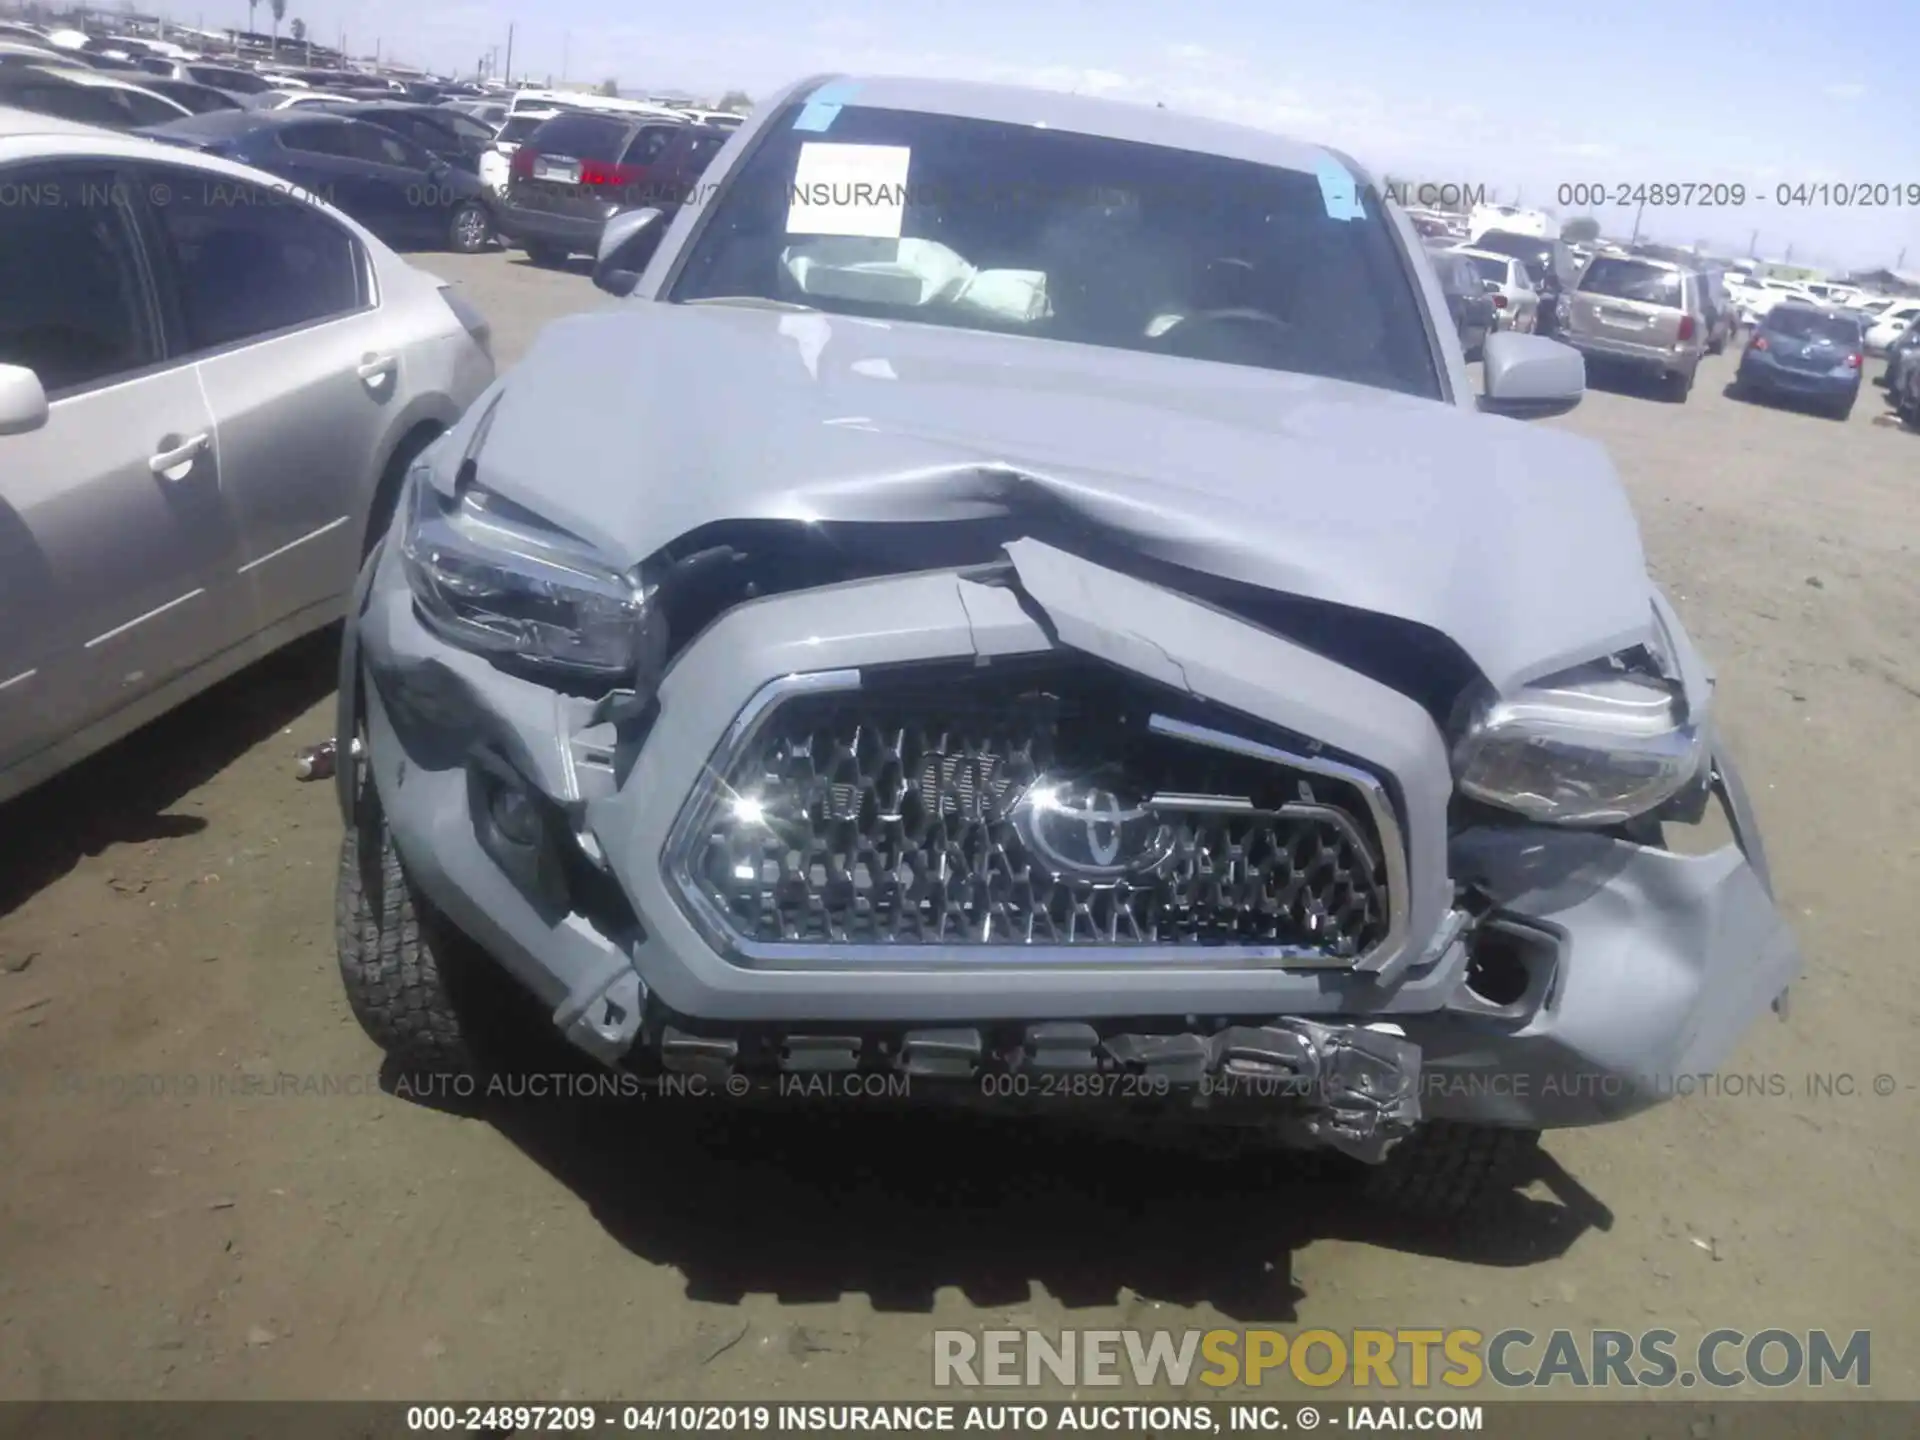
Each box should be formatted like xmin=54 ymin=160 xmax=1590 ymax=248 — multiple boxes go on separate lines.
xmin=1554 ymin=180 xmax=1919 ymax=208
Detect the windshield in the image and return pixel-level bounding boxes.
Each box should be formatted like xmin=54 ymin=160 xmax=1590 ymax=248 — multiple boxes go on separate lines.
xmin=1459 ymin=254 xmax=1509 ymax=286
xmin=189 ymin=64 xmax=270 ymax=93
xmin=669 ymin=104 xmax=1442 ymax=399
xmin=1469 ymin=231 xmax=1553 ymax=280
xmin=496 ymin=115 xmax=547 ymax=143
xmin=1579 ymin=257 xmax=1683 ymax=304
xmin=1763 ymin=309 xmax=1861 ymax=344
xmin=527 ymin=113 xmax=631 ymax=161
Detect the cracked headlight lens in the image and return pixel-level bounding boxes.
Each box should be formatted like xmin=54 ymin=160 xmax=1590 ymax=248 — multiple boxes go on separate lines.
xmin=1452 ymin=660 xmax=1707 ymax=825
xmin=400 ymin=469 xmax=646 ymax=679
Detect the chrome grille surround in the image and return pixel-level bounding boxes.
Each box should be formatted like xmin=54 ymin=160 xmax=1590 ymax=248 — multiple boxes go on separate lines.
xmin=662 ymin=663 xmax=1410 ymax=971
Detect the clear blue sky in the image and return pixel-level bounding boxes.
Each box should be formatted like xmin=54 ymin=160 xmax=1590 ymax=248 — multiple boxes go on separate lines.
xmin=194 ymin=0 xmax=1917 ymax=268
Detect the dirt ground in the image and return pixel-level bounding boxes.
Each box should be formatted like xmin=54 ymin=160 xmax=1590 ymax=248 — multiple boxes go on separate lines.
xmin=2 ymin=250 xmax=1916 ymax=1403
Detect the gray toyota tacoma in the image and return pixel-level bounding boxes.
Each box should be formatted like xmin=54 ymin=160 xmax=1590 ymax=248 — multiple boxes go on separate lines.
xmin=331 ymin=75 xmax=1801 ymax=1216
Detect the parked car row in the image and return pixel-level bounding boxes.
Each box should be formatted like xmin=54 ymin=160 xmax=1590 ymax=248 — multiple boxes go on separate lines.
xmin=1411 ymin=216 xmax=1905 ymax=416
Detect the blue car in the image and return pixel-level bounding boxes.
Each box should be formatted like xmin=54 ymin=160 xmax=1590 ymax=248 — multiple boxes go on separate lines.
xmin=138 ymin=109 xmax=497 ymax=254
xmin=1733 ymin=302 xmax=1865 ymax=420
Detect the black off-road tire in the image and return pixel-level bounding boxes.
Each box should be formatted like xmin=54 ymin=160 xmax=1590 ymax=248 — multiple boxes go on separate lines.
xmin=1362 ymin=1121 xmax=1541 ymax=1220
xmin=335 ymin=793 xmax=485 ymax=1082
xmin=1664 ymin=366 xmax=1693 ymax=403
xmin=525 ymin=241 xmax=568 ymax=268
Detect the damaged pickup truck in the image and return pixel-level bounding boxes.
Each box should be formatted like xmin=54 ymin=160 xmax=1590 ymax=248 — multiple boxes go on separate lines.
xmin=331 ymin=75 xmax=1801 ymax=1216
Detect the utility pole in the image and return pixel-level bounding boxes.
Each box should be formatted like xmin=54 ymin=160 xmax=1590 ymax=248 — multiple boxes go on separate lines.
xmin=1748 ymin=228 xmax=1758 ymax=257
xmin=503 ymin=24 xmax=514 ymax=86
xmin=1629 ymin=195 xmax=1645 ymax=245
xmin=562 ymin=32 xmax=569 ymax=83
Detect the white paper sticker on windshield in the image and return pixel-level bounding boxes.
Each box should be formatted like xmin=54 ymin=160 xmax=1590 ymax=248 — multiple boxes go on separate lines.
xmin=785 ymin=143 xmax=912 ymax=239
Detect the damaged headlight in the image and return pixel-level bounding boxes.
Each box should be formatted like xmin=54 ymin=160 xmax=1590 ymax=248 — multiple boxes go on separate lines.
xmin=399 ymin=468 xmax=647 ymax=679
xmin=1452 ymin=657 xmax=1707 ymax=826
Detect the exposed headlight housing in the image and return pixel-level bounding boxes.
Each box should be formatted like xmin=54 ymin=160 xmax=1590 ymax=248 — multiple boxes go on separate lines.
xmin=400 ymin=468 xmax=647 ymax=679
xmin=1452 ymin=656 xmax=1707 ymax=826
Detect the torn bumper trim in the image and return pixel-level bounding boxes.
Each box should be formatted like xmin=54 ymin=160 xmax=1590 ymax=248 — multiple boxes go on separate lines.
xmin=645 ymin=1011 xmax=1425 ymax=1164
xmin=1410 ymin=821 xmax=1803 ymax=1128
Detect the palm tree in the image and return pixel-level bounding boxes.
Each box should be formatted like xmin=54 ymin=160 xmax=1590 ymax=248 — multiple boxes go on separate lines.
xmin=290 ymin=18 xmax=305 ymax=42
xmin=247 ymin=0 xmax=259 ymax=36
xmin=270 ymin=0 xmax=286 ymax=52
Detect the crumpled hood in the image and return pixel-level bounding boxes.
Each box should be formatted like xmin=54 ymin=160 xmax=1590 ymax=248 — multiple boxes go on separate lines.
xmin=469 ymin=302 xmax=1658 ymax=691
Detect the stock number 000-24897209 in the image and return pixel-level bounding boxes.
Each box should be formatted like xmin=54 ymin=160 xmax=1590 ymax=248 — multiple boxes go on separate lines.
xmin=406 ymin=1405 xmax=778 ymax=1432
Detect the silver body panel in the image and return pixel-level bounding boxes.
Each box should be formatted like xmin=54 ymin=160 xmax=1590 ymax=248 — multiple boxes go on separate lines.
xmin=0 ymin=117 xmax=495 ymax=802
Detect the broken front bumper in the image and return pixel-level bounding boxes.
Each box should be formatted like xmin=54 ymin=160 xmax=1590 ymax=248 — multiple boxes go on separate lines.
xmin=346 ymin=536 xmax=1801 ymax=1139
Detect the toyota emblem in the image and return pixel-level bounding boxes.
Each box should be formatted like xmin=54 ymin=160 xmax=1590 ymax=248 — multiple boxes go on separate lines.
xmin=1009 ymin=772 xmax=1175 ymax=880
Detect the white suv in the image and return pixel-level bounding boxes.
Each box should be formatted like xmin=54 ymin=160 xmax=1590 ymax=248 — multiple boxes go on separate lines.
xmin=479 ymin=106 xmax=559 ymax=193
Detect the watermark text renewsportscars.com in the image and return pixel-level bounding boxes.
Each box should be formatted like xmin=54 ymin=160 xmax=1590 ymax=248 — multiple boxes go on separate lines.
xmin=932 ymin=1327 xmax=1872 ymax=1390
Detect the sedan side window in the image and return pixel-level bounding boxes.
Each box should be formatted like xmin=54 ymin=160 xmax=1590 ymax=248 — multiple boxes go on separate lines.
xmin=8 ymin=82 xmax=128 ymax=128
xmin=619 ymin=125 xmax=677 ymax=167
xmin=140 ymin=167 xmax=367 ymax=352
xmin=0 ymin=166 xmax=160 ymax=395
xmin=344 ymin=124 xmax=428 ymax=170
xmin=111 ymin=87 xmax=184 ymax=127
xmin=280 ymin=122 xmax=350 ymax=157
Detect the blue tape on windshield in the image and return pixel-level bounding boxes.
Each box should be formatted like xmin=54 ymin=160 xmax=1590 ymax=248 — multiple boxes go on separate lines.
xmin=793 ymin=81 xmax=860 ymax=132
xmin=1315 ymin=154 xmax=1365 ymax=221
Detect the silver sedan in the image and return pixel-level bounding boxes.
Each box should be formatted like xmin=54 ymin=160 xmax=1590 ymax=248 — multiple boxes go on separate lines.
xmin=1445 ymin=245 xmax=1540 ymax=333
xmin=0 ymin=107 xmax=496 ymax=803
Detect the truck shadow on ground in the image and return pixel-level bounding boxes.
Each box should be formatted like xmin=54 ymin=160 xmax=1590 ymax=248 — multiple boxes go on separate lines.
xmin=391 ymin=1021 xmax=1612 ymax=1319
xmin=0 ymin=627 xmax=341 ymax=921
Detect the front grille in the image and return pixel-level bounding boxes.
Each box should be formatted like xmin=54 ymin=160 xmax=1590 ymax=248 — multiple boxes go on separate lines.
xmin=669 ymin=665 xmax=1395 ymax=961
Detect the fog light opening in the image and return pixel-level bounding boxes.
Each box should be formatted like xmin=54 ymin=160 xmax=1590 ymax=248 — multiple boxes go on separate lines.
xmin=1464 ymin=927 xmax=1533 ymax=1009
xmin=489 ymin=781 xmax=543 ymax=848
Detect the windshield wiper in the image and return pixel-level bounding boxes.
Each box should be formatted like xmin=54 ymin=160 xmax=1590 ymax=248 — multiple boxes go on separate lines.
xmin=681 ymin=295 xmax=819 ymax=314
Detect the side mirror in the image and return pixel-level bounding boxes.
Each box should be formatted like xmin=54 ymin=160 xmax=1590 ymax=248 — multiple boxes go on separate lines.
xmin=0 ymin=364 xmax=49 ymax=436
xmin=593 ymin=206 xmax=664 ymax=298
xmin=1478 ymin=331 xmax=1584 ymax=418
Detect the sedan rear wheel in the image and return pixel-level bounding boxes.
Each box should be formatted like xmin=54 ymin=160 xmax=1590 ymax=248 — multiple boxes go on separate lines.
xmin=525 ymin=242 xmax=568 ymax=268
xmin=447 ymin=200 xmax=492 ymax=254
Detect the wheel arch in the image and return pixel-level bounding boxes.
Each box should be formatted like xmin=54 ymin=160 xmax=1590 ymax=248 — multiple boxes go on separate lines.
xmin=360 ymin=411 xmax=454 ymax=562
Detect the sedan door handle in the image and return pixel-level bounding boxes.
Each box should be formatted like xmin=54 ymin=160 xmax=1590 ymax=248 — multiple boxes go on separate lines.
xmin=149 ymin=432 xmax=209 ymax=477
xmin=356 ymin=353 xmax=398 ymax=388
